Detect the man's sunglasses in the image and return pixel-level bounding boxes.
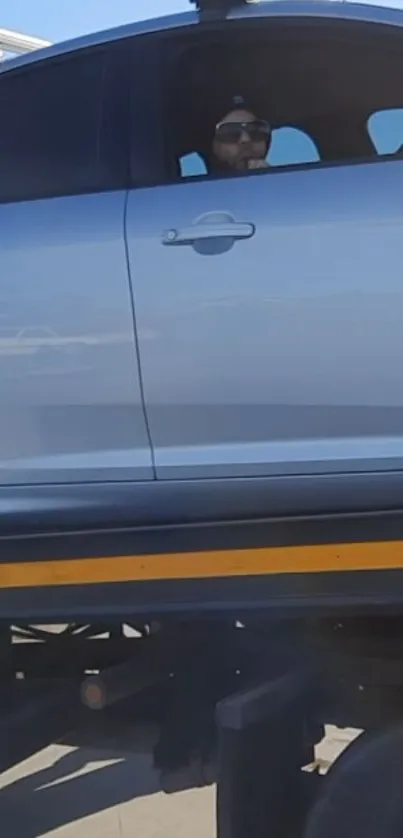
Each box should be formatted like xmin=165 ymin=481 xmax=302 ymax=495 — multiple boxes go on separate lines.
xmin=214 ymin=119 xmax=271 ymax=144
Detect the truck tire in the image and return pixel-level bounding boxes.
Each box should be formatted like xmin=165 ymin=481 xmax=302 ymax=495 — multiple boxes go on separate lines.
xmin=305 ymin=726 xmax=403 ymax=838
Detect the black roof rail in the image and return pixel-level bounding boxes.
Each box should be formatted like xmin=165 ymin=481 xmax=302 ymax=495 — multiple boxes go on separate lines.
xmin=189 ymin=0 xmax=253 ymax=22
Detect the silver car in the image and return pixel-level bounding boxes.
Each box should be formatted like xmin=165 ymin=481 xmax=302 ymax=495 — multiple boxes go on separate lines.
xmin=1 ymin=0 xmax=403 ymax=621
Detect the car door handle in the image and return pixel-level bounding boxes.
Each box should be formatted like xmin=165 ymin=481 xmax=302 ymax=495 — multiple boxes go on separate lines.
xmin=162 ymin=222 xmax=255 ymax=246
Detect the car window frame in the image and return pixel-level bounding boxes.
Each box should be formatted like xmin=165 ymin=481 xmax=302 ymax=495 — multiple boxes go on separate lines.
xmin=131 ymin=14 xmax=403 ymax=189
xmin=0 ymin=41 xmax=132 ymax=205
xmin=122 ymin=33 xmax=168 ymax=189
xmin=367 ymin=106 xmax=403 ymax=157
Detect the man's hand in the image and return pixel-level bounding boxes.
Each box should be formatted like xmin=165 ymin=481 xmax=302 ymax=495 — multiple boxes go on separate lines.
xmin=247 ymin=159 xmax=269 ymax=170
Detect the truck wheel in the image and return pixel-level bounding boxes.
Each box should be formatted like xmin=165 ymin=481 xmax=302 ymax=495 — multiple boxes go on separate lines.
xmin=305 ymin=726 xmax=403 ymax=838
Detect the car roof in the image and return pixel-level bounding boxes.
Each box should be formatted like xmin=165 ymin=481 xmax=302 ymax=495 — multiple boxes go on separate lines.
xmin=2 ymin=0 xmax=403 ymax=76
xmin=0 ymin=10 xmax=197 ymax=74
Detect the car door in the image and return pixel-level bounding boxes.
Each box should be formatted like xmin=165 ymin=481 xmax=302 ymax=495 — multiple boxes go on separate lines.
xmin=0 ymin=42 xmax=153 ymax=483
xmin=126 ymin=6 xmax=403 ymax=480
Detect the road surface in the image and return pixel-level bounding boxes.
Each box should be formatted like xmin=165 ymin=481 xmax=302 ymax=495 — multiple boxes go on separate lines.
xmin=0 ymin=714 xmax=359 ymax=838
xmin=0 ymin=711 xmax=215 ymax=838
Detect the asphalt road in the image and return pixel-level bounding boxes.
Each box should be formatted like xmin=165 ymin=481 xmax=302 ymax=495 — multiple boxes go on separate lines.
xmin=0 ymin=718 xmax=360 ymax=838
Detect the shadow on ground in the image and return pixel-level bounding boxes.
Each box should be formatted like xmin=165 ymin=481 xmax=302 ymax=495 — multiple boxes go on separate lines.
xmin=0 ymin=705 xmax=162 ymax=838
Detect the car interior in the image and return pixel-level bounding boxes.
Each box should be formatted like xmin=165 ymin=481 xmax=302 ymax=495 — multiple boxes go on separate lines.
xmin=163 ymin=18 xmax=403 ymax=180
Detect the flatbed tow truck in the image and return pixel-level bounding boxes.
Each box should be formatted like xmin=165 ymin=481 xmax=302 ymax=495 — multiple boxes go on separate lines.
xmin=3 ymin=2 xmax=403 ymax=836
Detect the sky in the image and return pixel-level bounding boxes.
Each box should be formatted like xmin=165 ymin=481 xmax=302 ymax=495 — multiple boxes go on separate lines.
xmin=3 ymin=0 xmax=403 ymax=44
xmin=1 ymin=0 xmax=189 ymax=43
xmin=2 ymin=0 xmax=403 ymax=43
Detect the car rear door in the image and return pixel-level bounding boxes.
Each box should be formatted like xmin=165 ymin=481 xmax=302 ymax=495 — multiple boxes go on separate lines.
xmin=126 ymin=4 xmax=403 ymax=480
xmin=0 ymin=41 xmax=153 ymax=483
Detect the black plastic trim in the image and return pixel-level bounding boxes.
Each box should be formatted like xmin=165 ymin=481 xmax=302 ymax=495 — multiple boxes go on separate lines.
xmin=1 ymin=471 xmax=403 ymax=539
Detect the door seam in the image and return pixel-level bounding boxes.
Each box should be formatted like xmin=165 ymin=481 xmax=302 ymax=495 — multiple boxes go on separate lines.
xmin=123 ymin=190 xmax=157 ymax=478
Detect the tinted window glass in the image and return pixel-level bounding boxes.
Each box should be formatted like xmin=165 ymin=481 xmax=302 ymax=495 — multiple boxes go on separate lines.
xmin=367 ymin=108 xmax=403 ymax=155
xmin=0 ymin=50 xmax=106 ymax=203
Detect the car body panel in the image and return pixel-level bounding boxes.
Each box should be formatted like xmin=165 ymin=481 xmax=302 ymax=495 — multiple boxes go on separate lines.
xmin=126 ymin=157 xmax=403 ymax=478
xmin=0 ymin=192 xmax=153 ymax=483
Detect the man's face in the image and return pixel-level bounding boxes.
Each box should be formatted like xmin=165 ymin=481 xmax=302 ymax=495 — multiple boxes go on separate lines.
xmin=212 ymin=108 xmax=270 ymax=171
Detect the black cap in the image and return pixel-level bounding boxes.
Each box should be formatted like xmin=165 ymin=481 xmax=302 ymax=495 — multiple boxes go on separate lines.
xmin=216 ymin=94 xmax=253 ymax=122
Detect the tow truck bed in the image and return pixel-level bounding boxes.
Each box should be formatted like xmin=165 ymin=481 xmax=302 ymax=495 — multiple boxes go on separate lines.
xmin=2 ymin=473 xmax=403 ymax=623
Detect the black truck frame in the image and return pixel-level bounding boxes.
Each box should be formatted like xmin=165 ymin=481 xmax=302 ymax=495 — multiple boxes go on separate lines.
xmin=3 ymin=561 xmax=403 ymax=838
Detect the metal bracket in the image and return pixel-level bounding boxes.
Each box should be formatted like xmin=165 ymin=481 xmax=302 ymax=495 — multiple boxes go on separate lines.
xmin=189 ymin=0 xmax=250 ymax=22
xmin=215 ymin=669 xmax=321 ymax=838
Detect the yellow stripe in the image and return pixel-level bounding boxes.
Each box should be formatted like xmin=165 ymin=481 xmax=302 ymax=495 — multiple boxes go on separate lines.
xmin=1 ymin=540 xmax=403 ymax=589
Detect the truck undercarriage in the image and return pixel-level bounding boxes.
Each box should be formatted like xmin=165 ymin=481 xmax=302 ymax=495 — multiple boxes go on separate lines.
xmin=2 ymin=504 xmax=403 ymax=837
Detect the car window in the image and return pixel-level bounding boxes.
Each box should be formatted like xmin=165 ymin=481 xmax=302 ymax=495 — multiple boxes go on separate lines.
xmin=152 ymin=15 xmax=403 ymax=186
xmin=0 ymin=49 xmax=106 ymax=203
xmin=367 ymin=108 xmax=403 ymax=156
xmin=268 ymin=127 xmax=319 ymax=167
xmin=180 ymin=152 xmax=207 ymax=177
xmin=179 ymin=127 xmax=318 ymax=177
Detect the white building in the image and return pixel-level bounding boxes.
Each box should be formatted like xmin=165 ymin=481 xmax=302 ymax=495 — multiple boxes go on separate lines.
xmin=0 ymin=27 xmax=51 ymax=61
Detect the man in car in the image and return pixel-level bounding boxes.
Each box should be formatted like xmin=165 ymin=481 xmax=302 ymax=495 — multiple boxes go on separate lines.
xmin=210 ymin=96 xmax=272 ymax=173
